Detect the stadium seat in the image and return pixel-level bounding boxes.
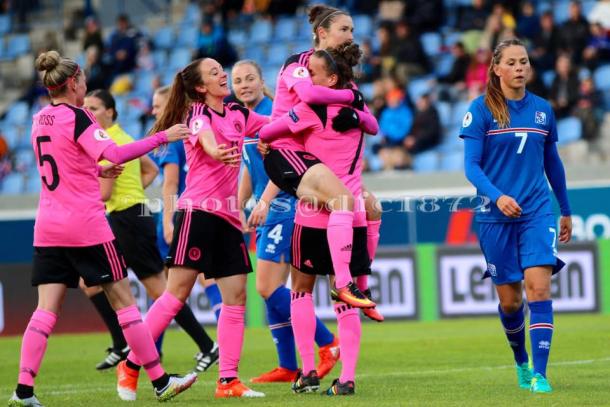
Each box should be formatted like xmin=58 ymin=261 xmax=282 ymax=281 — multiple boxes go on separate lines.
xmin=593 ymin=65 xmax=610 ymax=108
xmin=422 ymin=32 xmax=442 ymax=57
xmin=353 ymin=15 xmax=374 ymax=39
xmin=413 ymin=150 xmax=440 ymax=172
xmin=1 ymin=173 xmax=25 ymax=195
xmin=228 ymin=30 xmax=247 ymax=46
xmin=292 ymin=41 xmax=312 ymax=55
xmin=438 ymin=125 xmax=463 ymax=153
xmin=440 ymin=150 xmax=463 ymax=172
xmin=275 ymin=17 xmax=296 ymax=41
xmin=243 ymin=44 xmax=266 ymax=62
xmin=250 ymin=19 xmax=273 ymax=43
xmin=542 ymin=70 xmax=555 ymax=88
xmin=25 ymin=175 xmax=41 ymax=193
xmin=176 ymin=25 xmax=198 ymax=48
xmin=0 ymin=15 xmax=11 ymax=35
xmin=154 ymin=26 xmax=175 ymax=50
xmin=15 ymin=149 xmax=35 ymax=170
xmin=168 ymin=48 xmax=193 ymax=71
xmin=262 ymin=67 xmax=278 ymax=90
xmin=557 ymin=117 xmax=582 ymax=146
xmin=7 ymin=34 xmax=30 ymax=59
xmin=152 ymin=50 xmax=167 ymax=68
xmin=408 ymin=77 xmax=433 ymax=101
xmin=359 ymin=82 xmax=374 ymax=101
xmin=451 ymin=100 xmax=469 ymax=127
xmin=267 ymin=43 xmax=290 ymax=66
xmin=444 ymin=32 xmax=462 ymax=47
xmin=436 ymin=101 xmax=452 ymax=129
xmin=181 ymin=2 xmax=202 ymax=26
xmin=1 ymin=123 xmax=19 ymax=148
xmin=5 ymin=101 xmax=29 ymax=125
xmin=133 ymin=71 xmax=155 ymax=95
xmin=121 ymin=120 xmax=143 ymax=139
xmin=434 ymin=53 xmax=455 ymax=77
xmin=553 ymin=0 xmax=570 ymax=24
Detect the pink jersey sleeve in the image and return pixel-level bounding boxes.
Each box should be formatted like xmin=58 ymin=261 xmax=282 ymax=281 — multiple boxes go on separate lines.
xmin=187 ymin=110 xmax=212 ymax=146
xmin=281 ymin=62 xmax=314 ymax=91
xmin=357 ymin=108 xmax=379 ymax=135
xmin=244 ymin=110 xmax=269 ymax=136
xmin=73 ymin=109 xmax=115 ymax=161
xmin=284 ymin=102 xmax=320 ymax=134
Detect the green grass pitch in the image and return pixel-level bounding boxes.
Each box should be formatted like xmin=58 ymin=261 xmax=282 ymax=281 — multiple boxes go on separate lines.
xmin=1 ymin=314 xmax=609 ymax=406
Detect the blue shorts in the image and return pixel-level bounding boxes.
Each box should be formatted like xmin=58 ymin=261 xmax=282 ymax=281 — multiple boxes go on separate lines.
xmin=477 ymin=214 xmax=565 ymax=285
xmin=256 ymin=218 xmax=293 ymax=263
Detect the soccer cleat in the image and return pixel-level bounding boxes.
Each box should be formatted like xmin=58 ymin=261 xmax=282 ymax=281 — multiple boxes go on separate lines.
xmin=291 ymin=370 xmax=320 ymax=393
xmin=96 ymin=346 xmax=130 ymax=370
xmin=215 ymin=378 xmax=265 ymax=398
xmin=154 ymin=373 xmax=198 ymax=402
xmin=194 ymin=342 xmax=219 ymax=373
xmin=334 ymin=282 xmax=375 ymax=309
xmin=8 ymin=393 xmax=43 ymax=407
xmin=116 ymin=360 xmax=139 ymax=401
xmin=316 ymin=336 xmax=340 ymax=379
xmin=250 ymin=367 xmax=299 ymax=383
xmin=516 ymin=362 xmax=533 ymax=389
xmin=323 ymin=378 xmax=355 ymax=396
xmin=362 ymin=289 xmax=384 ymax=322
xmin=530 ymin=373 xmax=553 ymax=394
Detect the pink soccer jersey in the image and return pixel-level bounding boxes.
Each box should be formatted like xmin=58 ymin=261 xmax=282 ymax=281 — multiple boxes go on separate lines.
xmin=179 ymin=102 xmax=269 ymax=230
xmin=281 ymin=103 xmax=369 ymax=228
xmin=31 ymin=103 xmax=116 ymax=246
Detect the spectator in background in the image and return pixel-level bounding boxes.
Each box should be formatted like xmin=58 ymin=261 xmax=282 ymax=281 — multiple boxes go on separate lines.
xmin=437 ymin=41 xmax=470 ymax=101
xmin=457 ymin=0 xmax=488 ymax=32
xmin=392 ymin=20 xmax=429 ymax=84
xmin=83 ymin=16 xmax=104 ymax=53
xmin=403 ymin=93 xmax=442 ymax=164
xmin=549 ymin=53 xmax=580 ymax=118
xmin=136 ymin=39 xmax=155 ymax=71
xmin=526 ymin=66 xmax=548 ymax=98
xmin=195 ymin=17 xmax=238 ymax=67
xmin=84 ymin=45 xmax=109 ymax=91
xmin=358 ymin=39 xmax=379 ymax=82
xmin=0 ymin=130 xmax=11 ymax=182
xmin=559 ymin=1 xmax=590 ymax=63
xmin=107 ymin=14 xmax=139 ymax=75
xmin=573 ymin=77 xmax=603 ymax=142
xmin=531 ymin=11 xmax=560 ymax=71
xmin=465 ymin=48 xmax=490 ymax=99
xmin=516 ymin=1 xmax=540 ymax=42
xmin=588 ymin=0 xmax=610 ymax=30
xmin=582 ymin=22 xmax=610 ymax=70
xmin=403 ymin=0 xmax=443 ymax=34
xmin=378 ymin=87 xmax=414 ymax=170
xmin=372 ymin=22 xmax=396 ymax=78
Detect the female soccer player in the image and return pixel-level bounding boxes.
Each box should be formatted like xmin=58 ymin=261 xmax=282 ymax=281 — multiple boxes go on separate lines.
xmin=259 ymin=43 xmax=379 ymax=396
xmin=151 ymin=86 xmax=223 ymax=371
xmin=80 ymin=89 xmax=218 ymax=373
xmin=460 ymin=38 xmax=572 ymax=394
xmin=116 ymin=58 xmax=269 ymax=399
xmin=8 ymin=50 xmax=196 ymax=406
xmin=258 ymin=4 xmax=378 ymax=310
xmin=232 ymin=60 xmax=340 ymax=383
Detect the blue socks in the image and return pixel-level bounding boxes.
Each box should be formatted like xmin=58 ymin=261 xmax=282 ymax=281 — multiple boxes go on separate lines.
xmin=498 ymin=302 xmax=528 ymax=365
xmin=314 ymin=314 xmax=335 ymax=348
xmin=266 ymin=286 xmax=298 ymax=371
xmin=529 ymin=300 xmax=554 ymax=378
xmin=155 ymin=330 xmax=165 ymax=354
xmin=204 ymin=283 xmax=222 ymax=321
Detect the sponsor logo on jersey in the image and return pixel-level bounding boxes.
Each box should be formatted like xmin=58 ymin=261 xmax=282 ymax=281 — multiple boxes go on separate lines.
xmin=292 ymin=67 xmax=309 ymax=78
xmin=289 ymin=109 xmax=299 ymax=123
xmin=94 ymin=129 xmax=110 ymax=141
xmin=535 ymin=111 xmax=546 ymax=125
xmin=462 ymin=111 xmax=473 ymax=128
xmin=191 ymin=118 xmax=204 ymax=134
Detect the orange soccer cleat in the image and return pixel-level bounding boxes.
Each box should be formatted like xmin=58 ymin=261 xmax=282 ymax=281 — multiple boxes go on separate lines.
xmin=316 ymin=336 xmax=340 ymax=379
xmin=215 ymin=378 xmax=265 ymax=398
xmin=250 ymin=367 xmax=299 ymax=383
xmin=335 ymin=282 xmax=376 ymax=308
xmin=116 ymin=360 xmax=139 ymax=401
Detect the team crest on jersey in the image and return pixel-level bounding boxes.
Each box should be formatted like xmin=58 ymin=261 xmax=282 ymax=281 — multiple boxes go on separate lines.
xmin=234 ymin=121 xmax=243 ymax=133
xmin=292 ymin=67 xmax=309 ymax=78
xmin=191 ymin=118 xmax=204 ymax=134
xmin=94 ymin=129 xmax=110 ymax=141
xmin=535 ymin=111 xmax=546 ymax=125
xmin=462 ymin=111 xmax=473 ymax=128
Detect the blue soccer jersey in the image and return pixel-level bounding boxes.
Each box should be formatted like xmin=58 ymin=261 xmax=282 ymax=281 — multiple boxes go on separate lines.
xmin=460 ymin=92 xmax=561 ymax=223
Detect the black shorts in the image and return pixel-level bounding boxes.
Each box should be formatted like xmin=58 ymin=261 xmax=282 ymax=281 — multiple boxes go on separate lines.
xmin=263 ymin=148 xmax=321 ymax=197
xmin=166 ymin=209 xmax=253 ymax=279
xmin=32 ymin=240 xmax=128 ymax=288
xmin=108 ymin=203 xmax=163 ymax=280
xmin=291 ymin=225 xmax=371 ymax=277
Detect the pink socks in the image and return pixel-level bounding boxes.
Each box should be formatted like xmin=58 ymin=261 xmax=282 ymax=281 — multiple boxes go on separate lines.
xmin=116 ymin=305 xmax=165 ymax=381
xmin=18 ymin=309 xmax=57 ymax=386
xmin=335 ymin=303 xmax=361 ymax=383
xmin=218 ymin=304 xmax=245 ymax=378
xmin=356 ymin=219 xmax=381 ymax=292
xmin=327 ymin=210 xmax=354 ymax=289
xmin=126 ymin=291 xmax=183 ymax=366
xmin=290 ymin=292 xmax=316 ymax=374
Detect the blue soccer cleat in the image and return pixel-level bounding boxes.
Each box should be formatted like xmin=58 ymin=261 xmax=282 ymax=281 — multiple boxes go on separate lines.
xmin=530 ymin=373 xmax=553 ymax=394
xmin=516 ymin=362 xmax=533 ymax=389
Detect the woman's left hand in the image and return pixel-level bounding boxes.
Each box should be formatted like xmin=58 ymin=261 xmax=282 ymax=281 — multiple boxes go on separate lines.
xmin=558 ymin=216 xmax=572 ymax=243
xmin=99 ymin=164 xmax=124 ymax=178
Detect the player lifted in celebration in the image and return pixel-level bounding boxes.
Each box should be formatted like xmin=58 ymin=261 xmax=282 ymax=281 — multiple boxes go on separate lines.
xmin=259 ymin=42 xmax=379 ymax=396
xmin=81 ymin=89 xmax=218 ymax=373
xmin=8 ymin=51 xmax=196 ymax=407
xmin=259 ymin=3 xmax=379 ymax=311
xmin=232 ymin=60 xmax=340 ymax=383
xmin=116 ymin=58 xmax=269 ymax=400
xmin=460 ymin=39 xmax=572 ymax=394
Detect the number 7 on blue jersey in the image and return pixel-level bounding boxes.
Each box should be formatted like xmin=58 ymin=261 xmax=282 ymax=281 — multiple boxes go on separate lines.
xmin=515 ymin=132 xmax=528 ymax=154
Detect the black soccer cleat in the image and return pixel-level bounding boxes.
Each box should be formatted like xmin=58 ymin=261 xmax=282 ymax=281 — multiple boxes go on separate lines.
xmin=96 ymin=346 xmax=129 ymax=370
xmin=194 ymin=342 xmax=219 ymax=373
xmin=323 ymin=378 xmax=355 ymax=396
xmin=291 ymin=370 xmax=320 ymax=393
